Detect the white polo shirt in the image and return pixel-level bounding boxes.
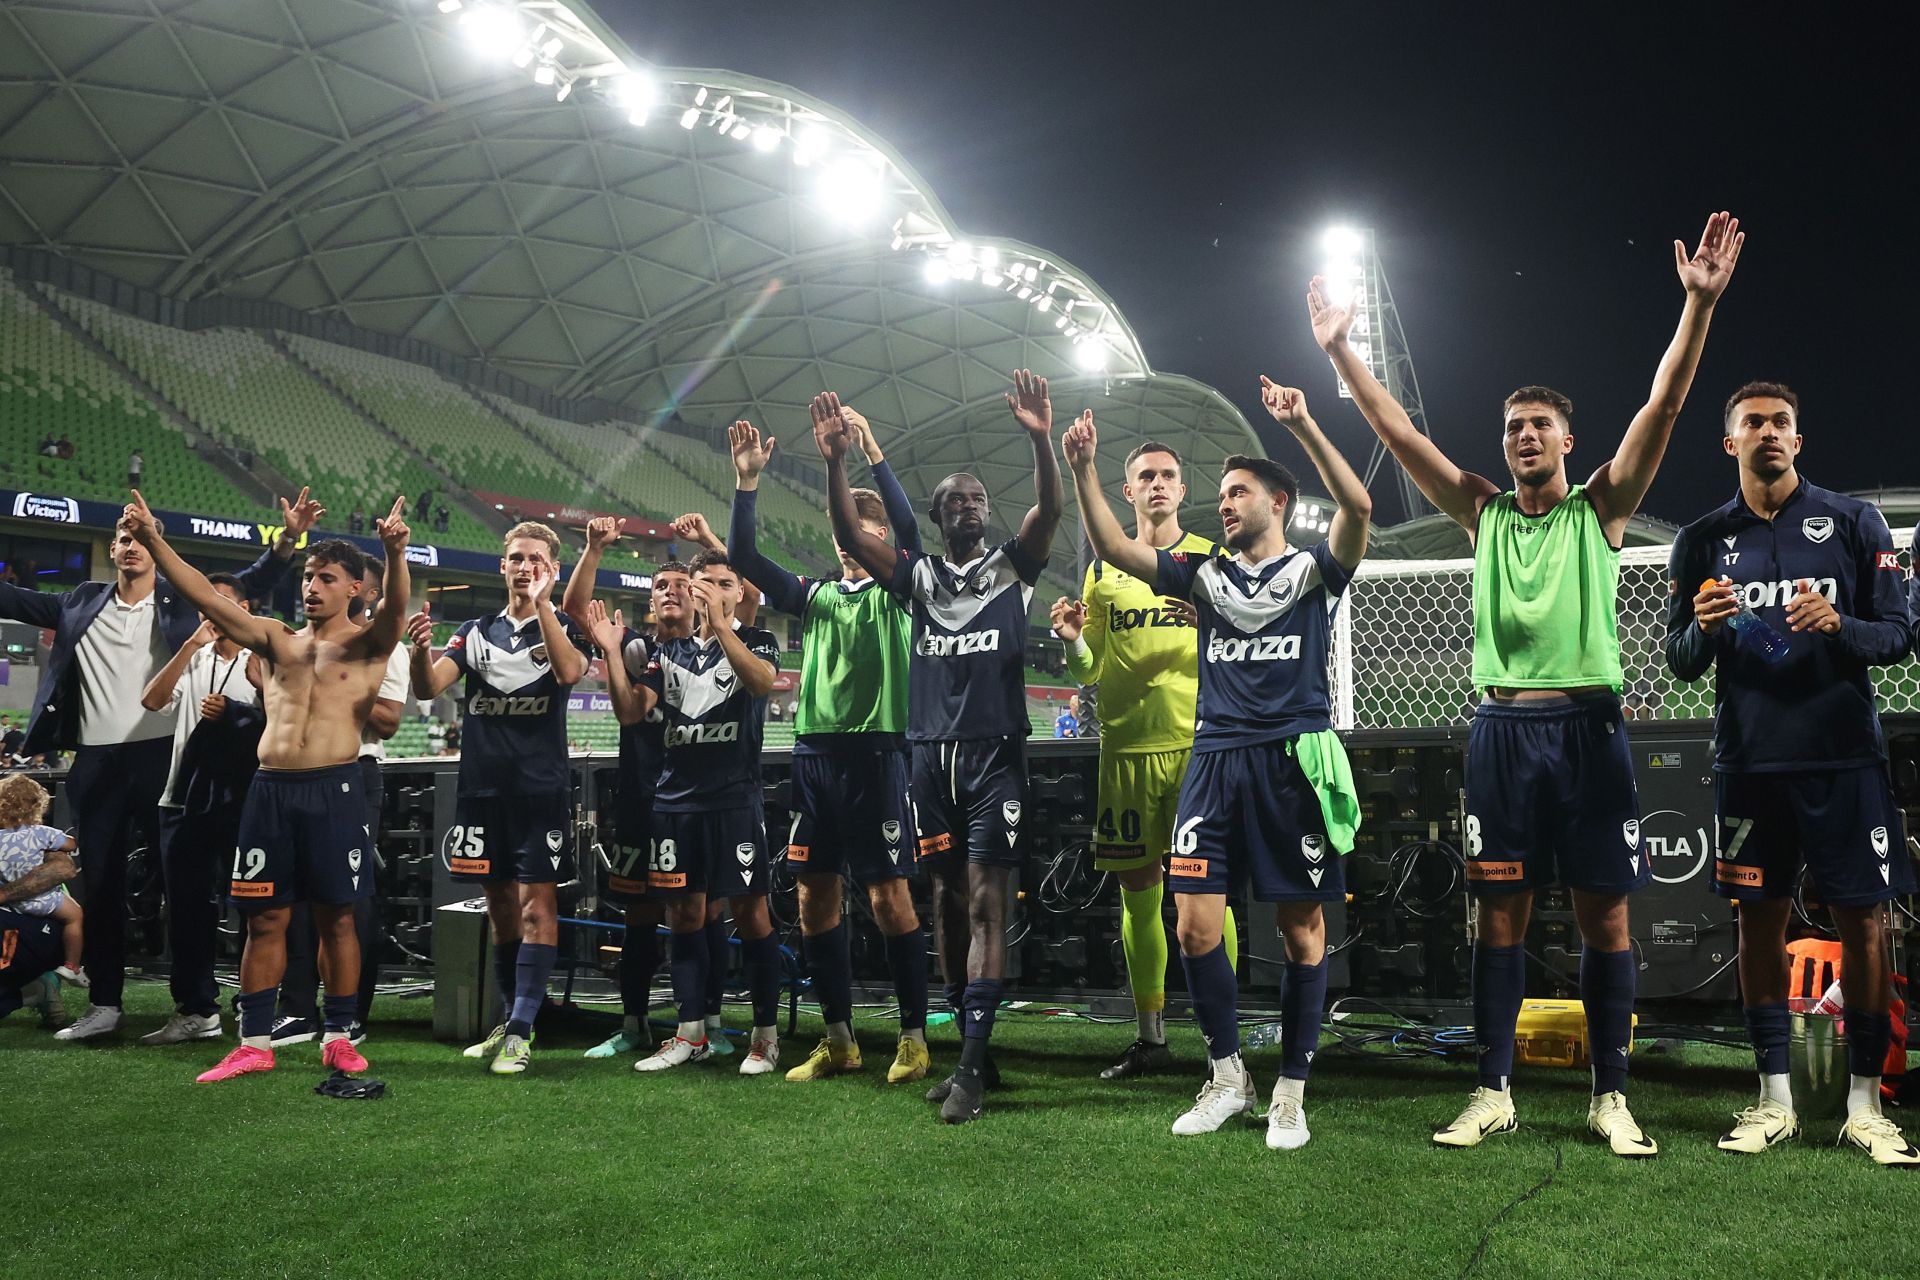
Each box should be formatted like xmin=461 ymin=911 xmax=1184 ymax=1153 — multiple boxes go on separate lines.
xmin=75 ymin=589 xmax=174 ymax=746
xmin=157 ymin=645 xmax=260 ymax=808
xmin=359 ymin=644 xmax=411 ymax=761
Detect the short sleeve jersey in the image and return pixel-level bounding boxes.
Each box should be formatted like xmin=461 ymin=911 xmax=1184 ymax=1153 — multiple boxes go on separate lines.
xmin=642 ymin=622 xmax=780 ymax=812
xmin=1156 ymin=540 xmax=1352 ymax=753
xmin=888 ymin=537 xmax=1046 ymax=742
xmin=444 ymin=609 xmax=590 ymax=798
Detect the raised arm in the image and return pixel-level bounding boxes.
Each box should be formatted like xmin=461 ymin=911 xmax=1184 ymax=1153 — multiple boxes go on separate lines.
xmin=692 ymin=579 xmax=779 ymax=697
xmin=0 ymin=580 xmax=69 ymax=627
xmin=726 ymin=420 xmax=809 ymax=615
xmin=844 ymin=407 xmax=922 ymax=554
xmin=123 ymin=491 xmax=280 ymax=653
xmin=0 ymin=837 xmax=76 ymax=905
xmin=1260 ymin=378 xmax=1372 ymax=570
xmin=1006 ymin=369 xmax=1064 ymax=566
xmin=815 ymin=392 xmax=903 ymax=586
xmin=582 ymin=600 xmax=649 ymax=726
xmin=1310 ymin=278 xmax=1498 ymax=532
xmin=142 ymin=619 xmax=217 ymax=712
xmin=562 ymin=516 xmax=624 ymax=621
xmin=529 ymin=561 xmax=588 ymax=687
xmin=353 ymin=496 xmax=412 ymax=659
xmin=1061 ymin=410 xmax=1159 ymax=583
xmin=406 ymin=603 xmax=462 ymax=701
xmin=1587 ymin=212 xmax=1745 ymax=534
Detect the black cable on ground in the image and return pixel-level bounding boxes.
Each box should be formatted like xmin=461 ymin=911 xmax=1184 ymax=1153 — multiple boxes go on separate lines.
xmin=1457 ymin=1143 xmax=1564 ymax=1280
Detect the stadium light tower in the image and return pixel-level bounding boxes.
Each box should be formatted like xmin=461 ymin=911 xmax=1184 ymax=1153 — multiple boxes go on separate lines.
xmin=1320 ymin=226 xmax=1434 ymax=521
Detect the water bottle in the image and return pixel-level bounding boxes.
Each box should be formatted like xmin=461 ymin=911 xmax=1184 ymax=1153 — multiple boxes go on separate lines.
xmin=1701 ymin=577 xmax=1789 ymax=662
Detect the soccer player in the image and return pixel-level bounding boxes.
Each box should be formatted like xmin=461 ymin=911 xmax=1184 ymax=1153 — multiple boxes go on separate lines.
xmin=1067 ymin=379 xmax=1368 ymax=1149
xmin=823 ymin=372 xmax=1064 ymax=1124
xmin=1666 ymin=382 xmax=1917 ymax=1165
xmin=120 ymin=492 xmax=412 ymax=1082
xmin=0 ymin=490 xmax=315 ymax=1040
xmin=621 ymin=550 xmax=785 ymax=1075
xmin=564 ymin=518 xmax=745 ymax=1059
xmin=1330 ymin=212 xmax=1745 ymax=1156
xmin=411 ymin=521 xmax=590 ymax=1075
xmin=136 ymin=575 xmax=263 ymax=1045
xmin=725 ymin=407 xmax=933 ymax=1084
xmin=1050 ymin=441 xmax=1240 ymax=1081
xmin=275 ymin=554 xmax=408 ymax=1044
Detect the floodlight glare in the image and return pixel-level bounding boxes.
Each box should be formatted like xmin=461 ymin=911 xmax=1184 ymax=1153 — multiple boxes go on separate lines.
xmin=459 ymin=6 xmax=521 ymax=56
xmin=980 ymin=270 xmax=1004 ymax=287
xmin=924 ymin=258 xmax=953 ymax=285
xmin=1321 ymin=226 xmax=1364 ymax=256
xmin=977 ymin=246 xmax=1000 ymax=269
xmin=751 ymin=124 xmax=782 ymax=153
xmin=554 ymin=79 xmax=572 ymax=102
xmin=438 ymin=0 xmax=463 ymax=10
xmin=945 ymin=241 xmax=971 ymax=264
xmin=532 ymin=63 xmax=555 ymax=85
xmin=1035 ymin=295 xmax=1052 ymax=314
xmin=1074 ymin=340 xmax=1109 ymax=372
xmin=678 ymin=106 xmax=700 ymax=129
xmin=817 ymin=156 xmax=884 ymax=223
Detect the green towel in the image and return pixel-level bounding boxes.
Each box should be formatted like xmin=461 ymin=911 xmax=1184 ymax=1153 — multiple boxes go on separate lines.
xmin=1288 ymin=729 xmax=1361 ymax=855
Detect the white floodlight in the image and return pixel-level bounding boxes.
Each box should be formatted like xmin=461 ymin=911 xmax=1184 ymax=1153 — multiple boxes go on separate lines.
xmin=980 ymin=270 xmax=1004 ymax=287
xmin=952 ymin=262 xmax=977 ymax=282
xmin=541 ymin=37 xmax=563 ymax=58
xmin=977 ymin=246 xmax=1000 ymax=269
xmin=532 ymin=63 xmax=555 ymax=85
xmin=1054 ymin=314 xmax=1069 ymax=330
xmin=1035 ymin=295 xmax=1052 ymax=313
xmin=792 ymin=123 xmax=828 ymax=167
xmin=924 ymin=258 xmax=953 ymax=285
xmin=730 ymin=121 xmax=753 ymax=140
xmin=751 ymin=124 xmax=782 ymax=152
xmin=817 ymin=156 xmax=884 ymax=223
xmin=554 ymin=79 xmax=572 ymax=102
xmin=1321 ymin=226 xmax=1364 ymax=256
xmin=510 ymin=44 xmax=534 ymax=68
xmin=438 ymin=0 xmax=463 ymax=11
xmin=945 ymin=241 xmax=971 ymax=264
xmin=679 ymin=106 xmax=700 ymax=129
xmin=694 ymin=87 xmax=708 ymax=106
xmin=1015 ymin=286 xmax=1032 ymax=300
xmin=1074 ymin=340 xmax=1109 ymax=372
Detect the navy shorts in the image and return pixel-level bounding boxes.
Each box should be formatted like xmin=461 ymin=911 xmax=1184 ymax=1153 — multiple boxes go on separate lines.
xmin=786 ymin=746 xmax=915 ymax=884
xmin=1168 ymin=741 xmax=1344 ymax=902
xmin=231 ymin=762 xmax=375 ymax=912
xmin=1713 ymin=767 xmax=1915 ymax=907
xmin=444 ymin=793 xmax=574 ymax=884
xmin=601 ymin=783 xmax=654 ymax=904
xmin=1463 ymin=694 xmax=1647 ymax=896
xmin=910 ymin=738 xmax=1027 ymax=872
xmin=648 ymin=799 xmax=769 ymax=899
xmin=0 ymin=908 xmax=63 ymax=1013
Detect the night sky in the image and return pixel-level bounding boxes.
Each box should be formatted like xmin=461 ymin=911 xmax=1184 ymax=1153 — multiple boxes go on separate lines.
xmin=600 ymin=1 xmax=1907 ymax=525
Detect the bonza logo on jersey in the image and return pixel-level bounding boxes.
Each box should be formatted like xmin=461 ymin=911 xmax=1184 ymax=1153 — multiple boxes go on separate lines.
xmin=919 ymin=631 xmax=1000 ymax=657
xmin=1725 ymin=577 xmax=1838 ymax=609
xmin=1107 ymin=603 xmax=1192 ymax=632
xmin=1205 ymin=634 xmax=1301 ymax=664
xmin=666 ymin=720 xmax=740 ymax=746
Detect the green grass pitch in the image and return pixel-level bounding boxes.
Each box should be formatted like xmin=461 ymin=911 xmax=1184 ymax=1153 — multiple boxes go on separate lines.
xmin=3 ymin=984 xmax=1914 ymax=1280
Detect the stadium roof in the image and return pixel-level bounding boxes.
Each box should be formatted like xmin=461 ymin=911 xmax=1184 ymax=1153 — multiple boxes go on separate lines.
xmin=0 ymin=0 xmax=1261 ymax=545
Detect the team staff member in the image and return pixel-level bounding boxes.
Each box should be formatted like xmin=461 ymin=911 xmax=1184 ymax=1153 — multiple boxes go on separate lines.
xmin=121 ymin=492 xmax=412 ymax=1082
xmin=135 ymin=574 xmax=263 ymax=1045
xmin=824 ymin=373 xmax=1064 ymax=1124
xmin=413 ymin=522 xmax=590 ymax=1076
xmin=273 ymin=555 xmax=408 ymax=1044
xmin=1667 ymin=382 xmax=1917 ymax=1165
xmin=1051 ymin=440 xmax=1236 ymax=1082
xmin=1335 ymin=214 xmax=1744 ymax=1157
xmin=0 ymin=490 xmax=319 ymax=1041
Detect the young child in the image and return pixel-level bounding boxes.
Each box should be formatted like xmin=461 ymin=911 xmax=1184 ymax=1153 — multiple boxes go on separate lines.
xmin=0 ymin=774 xmax=86 ymax=986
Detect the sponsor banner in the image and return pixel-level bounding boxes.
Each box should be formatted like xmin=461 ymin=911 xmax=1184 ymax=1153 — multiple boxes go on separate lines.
xmin=469 ymin=489 xmax=674 ymax=543
xmin=2 ymin=488 xmax=644 ymax=591
xmin=566 ymin=691 xmax=615 ymax=715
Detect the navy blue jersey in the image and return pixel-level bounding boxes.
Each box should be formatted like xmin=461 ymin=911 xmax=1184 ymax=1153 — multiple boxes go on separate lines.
xmin=886 ymin=537 xmax=1046 ymax=743
xmin=1156 ymin=540 xmax=1351 ymax=753
xmin=615 ymin=627 xmax=665 ymax=800
xmin=445 ymin=609 xmax=590 ymax=797
xmin=642 ymin=622 xmax=779 ymax=812
xmin=1910 ymin=522 xmax=1919 ymax=651
xmin=1666 ymin=480 xmax=1912 ymax=772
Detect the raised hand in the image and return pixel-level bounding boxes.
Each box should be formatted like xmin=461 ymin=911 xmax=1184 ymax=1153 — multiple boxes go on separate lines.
xmin=279 ymin=486 xmax=324 ymax=540
xmin=583 ymin=598 xmax=626 ymax=654
xmin=672 ymin=512 xmax=716 ymax=548
xmin=810 ymin=391 xmax=850 ymax=462
xmin=1006 ymin=369 xmax=1052 ymax=438
xmin=686 ymin=577 xmax=724 ymax=637
xmin=1306 ymin=276 xmax=1361 ymax=353
xmin=121 ymin=490 xmax=161 ymax=545
xmin=1049 ymin=596 xmax=1087 ymax=642
xmin=405 ymin=604 xmax=434 ymax=649
xmin=586 ymin=515 xmax=625 ymax=551
xmin=1675 ymin=211 xmax=1744 ymax=301
xmin=527 ymin=561 xmax=556 ymax=604
xmin=188 ymin=617 xmax=219 ymax=649
xmin=841 ymin=406 xmax=882 ymax=462
xmin=729 ymin=419 xmax=777 ymax=480
xmin=1259 ymin=375 xmax=1312 ymax=431
xmin=374 ymin=494 xmax=411 ymax=554
xmin=1161 ymin=595 xmax=1198 ymax=629
xmin=1061 ymin=409 xmax=1099 ymax=470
